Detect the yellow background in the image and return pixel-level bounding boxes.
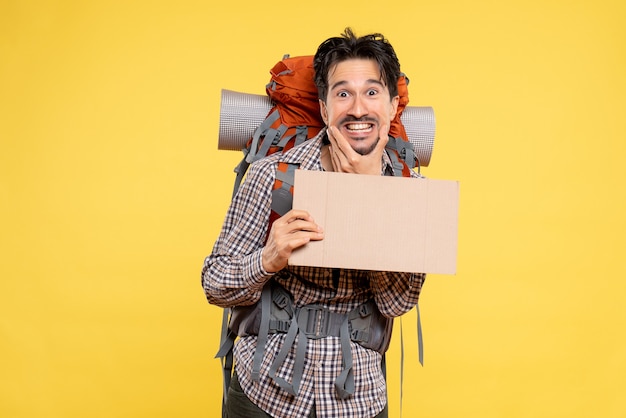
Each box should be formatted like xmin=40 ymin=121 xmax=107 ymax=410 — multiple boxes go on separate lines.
xmin=1 ymin=0 xmax=625 ymax=417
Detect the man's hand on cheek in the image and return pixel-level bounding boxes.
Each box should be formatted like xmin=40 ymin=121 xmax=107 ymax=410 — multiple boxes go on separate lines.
xmin=327 ymin=125 xmax=389 ymax=175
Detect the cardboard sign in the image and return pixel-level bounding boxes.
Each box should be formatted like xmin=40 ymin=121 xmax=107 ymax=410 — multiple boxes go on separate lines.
xmin=289 ymin=170 xmax=459 ymax=274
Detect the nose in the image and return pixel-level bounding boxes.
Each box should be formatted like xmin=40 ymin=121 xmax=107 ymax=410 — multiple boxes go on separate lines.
xmin=348 ymin=95 xmax=368 ymax=119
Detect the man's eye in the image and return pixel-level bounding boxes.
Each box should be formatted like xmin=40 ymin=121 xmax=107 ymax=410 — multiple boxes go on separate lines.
xmin=338 ymin=91 xmax=348 ymax=98
xmin=367 ymin=89 xmax=378 ymax=96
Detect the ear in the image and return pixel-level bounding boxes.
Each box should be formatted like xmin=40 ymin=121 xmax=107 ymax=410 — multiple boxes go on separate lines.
xmin=319 ymin=99 xmax=329 ymax=125
xmin=390 ymin=95 xmax=400 ymax=119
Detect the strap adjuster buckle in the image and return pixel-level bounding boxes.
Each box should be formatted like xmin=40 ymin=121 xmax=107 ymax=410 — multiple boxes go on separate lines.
xmin=297 ymin=305 xmax=330 ymax=339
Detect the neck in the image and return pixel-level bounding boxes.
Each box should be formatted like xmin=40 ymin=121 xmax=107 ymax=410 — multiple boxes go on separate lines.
xmin=321 ymin=144 xmax=334 ymax=171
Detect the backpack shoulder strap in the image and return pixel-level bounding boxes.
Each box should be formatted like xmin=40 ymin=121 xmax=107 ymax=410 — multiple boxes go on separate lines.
xmin=214 ymin=307 xmax=235 ymax=418
xmin=386 ymin=136 xmax=418 ymax=177
xmin=271 ymin=161 xmax=299 ymax=216
xmin=264 ymin=161 xmax=299 ymax=242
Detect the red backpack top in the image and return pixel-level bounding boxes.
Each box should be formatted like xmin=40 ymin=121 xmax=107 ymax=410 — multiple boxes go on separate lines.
xmin=232 ymin=55 xmax=418 ymax=197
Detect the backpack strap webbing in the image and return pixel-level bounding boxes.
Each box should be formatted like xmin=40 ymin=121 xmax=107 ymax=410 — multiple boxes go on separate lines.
xmin=397 ymin=304 xmax=424 ymax=418
xmin=267 ymin=304 xmax=357 ymax=399
xmin=251 ymin=283 xmax=272 ymax=381
xmin=231 ymin=110 xmax=290 ymax=199
xmin=271 ymin=161 xmax=298 ymax=217
xmin=388 ymin=136 xmax=418 ymax=170
xmin=385 ymin=136 xmax=415 ymax=177
xmin=276 ymin=125 xmax=310 ymax=150
xmin=246 ymin=109 xmax=281 ymax=164
xmin=231 ymin=156 xmax=250 ymax=200
xmin=261 ymin=283 xmax=376 ymax=399
xmin=215 ymin=308 xmax=235 ymax=418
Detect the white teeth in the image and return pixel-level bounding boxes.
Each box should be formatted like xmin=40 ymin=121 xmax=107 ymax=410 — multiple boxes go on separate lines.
xmin=346 ymin=123 xmax=372 ymax=131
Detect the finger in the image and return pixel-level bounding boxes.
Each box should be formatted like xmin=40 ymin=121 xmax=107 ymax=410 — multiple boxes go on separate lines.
xmin=328 ymin=126 xmax=357 ymax=171
xmin=280 ymin=209 xmax=313 ymax=224
xmin=277 ymin=211 xmax=323 ymax=234
xmin=289 ymin=229 xmax=324 ymax=244
xmin=328 ymin=126 xmax=351 ymax=158
xmin=373 ymin=123 xmax=390 ymax=155
xmin=284 ymin=219 xmax=323 ymax=235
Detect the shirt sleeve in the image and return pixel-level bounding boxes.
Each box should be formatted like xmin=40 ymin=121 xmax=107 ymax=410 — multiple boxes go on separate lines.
xmin=201 ymin=159 xmax=277 ymax=308
xmin=368 ymin=271 xmax=426 ymax=318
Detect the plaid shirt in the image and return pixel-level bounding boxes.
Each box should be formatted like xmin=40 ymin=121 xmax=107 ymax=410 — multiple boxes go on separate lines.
xmin=202 ymin=130 xmax=426 ymax=418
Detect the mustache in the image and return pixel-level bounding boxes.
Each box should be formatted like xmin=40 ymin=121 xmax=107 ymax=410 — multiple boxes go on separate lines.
xmin=338 ymin=116 xmax=378 ymax=125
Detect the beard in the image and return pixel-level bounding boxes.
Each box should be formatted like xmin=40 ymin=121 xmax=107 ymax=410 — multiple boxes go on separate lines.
xmin=352 ymin=136 xmax=379 ymax=155
xmin=339 ymin=116 xmax=380 ymax=156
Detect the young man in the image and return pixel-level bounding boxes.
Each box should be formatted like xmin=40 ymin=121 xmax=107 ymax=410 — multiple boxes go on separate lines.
xmin=202 ymin=28 xmax=426 ymax=418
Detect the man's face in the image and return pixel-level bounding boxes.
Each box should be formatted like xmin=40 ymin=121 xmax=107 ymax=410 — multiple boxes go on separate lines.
xmin=320 ymin=58 xmax=399 ymax=156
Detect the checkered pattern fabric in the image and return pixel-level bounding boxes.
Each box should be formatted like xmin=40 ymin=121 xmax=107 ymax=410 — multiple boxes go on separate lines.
xmin=202 ymin=133 xmax=426 ymax=418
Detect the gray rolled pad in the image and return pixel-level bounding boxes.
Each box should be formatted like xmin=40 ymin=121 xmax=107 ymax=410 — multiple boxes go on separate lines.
xmin=218 ymin=89 xmax=435 ymax=167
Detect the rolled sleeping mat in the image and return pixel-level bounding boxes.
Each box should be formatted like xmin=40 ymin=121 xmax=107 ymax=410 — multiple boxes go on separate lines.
xmin=218 ymin=89 xmax=436 ymax=167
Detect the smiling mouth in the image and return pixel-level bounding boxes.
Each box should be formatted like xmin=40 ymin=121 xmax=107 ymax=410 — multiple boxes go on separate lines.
xmin=345 ymin=122 xmax=374 ymax=133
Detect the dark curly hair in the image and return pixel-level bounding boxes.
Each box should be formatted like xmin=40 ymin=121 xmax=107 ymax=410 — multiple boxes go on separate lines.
xmin=313 ymin=27 xmax=401 ymax=102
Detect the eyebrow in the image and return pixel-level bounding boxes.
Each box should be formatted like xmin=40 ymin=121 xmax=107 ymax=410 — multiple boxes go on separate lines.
xmin=329 ymin=78 xmax=386 ymax=91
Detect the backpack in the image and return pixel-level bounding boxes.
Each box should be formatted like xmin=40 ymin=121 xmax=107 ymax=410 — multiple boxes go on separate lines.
xmin=232 ymin=54 xmax=418 ymax=200
xmin=216 ymin=54 xmax=424 ymax=416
